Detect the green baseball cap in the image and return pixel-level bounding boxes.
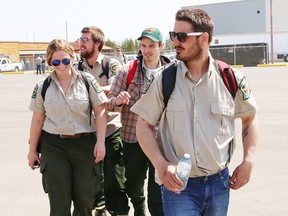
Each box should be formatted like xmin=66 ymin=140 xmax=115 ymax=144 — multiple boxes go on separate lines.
xmin=137 ymin=27 xmax=163 ymax=42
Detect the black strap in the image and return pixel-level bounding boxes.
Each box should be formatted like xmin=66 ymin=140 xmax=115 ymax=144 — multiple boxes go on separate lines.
xmin=78 ymin=59 xmax=84 ymax=71
xmin=79 ymin=72 xmax=92 ymax=125
xmin=99 ymin=56 xmax=110 ymax=79
xmin=162 ymin=62 xmax=177 ymax=108
xmin=41 ymin=76 xmax=51 ymax=101
xmin=123 ymin=54 xmax=127 ymax=64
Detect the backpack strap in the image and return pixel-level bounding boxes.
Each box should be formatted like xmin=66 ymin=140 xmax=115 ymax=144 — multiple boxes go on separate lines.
xmin=123 ymin=54 xmax=127 ymax=64
xmin=215 ymin=60 xmax=238 ymax=99
xmin=162 ymin=62 xmax=177 ymax=108
xmin=215 ymin=60 xmax=238 ymax=165
xmin=99 ymin=56 xmax=110 ymax=79
xmin=78 ymin=58 xmax=84 ymax=71
xmin=79 ymin=72 xmax=92 ymax=126
xmin=126 ymin=59 xmax=138 ymax=88
xmin=41 ymin=75 xmax=52 ymax=101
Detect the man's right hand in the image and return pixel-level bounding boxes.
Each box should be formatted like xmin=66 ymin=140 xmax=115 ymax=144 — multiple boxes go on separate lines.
xmin=116 ymin=91 xmax=131 ymax=105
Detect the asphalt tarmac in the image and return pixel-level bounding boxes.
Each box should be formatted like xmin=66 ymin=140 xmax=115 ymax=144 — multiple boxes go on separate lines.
xmin=0 ymin=66 xmax=287 ymax=215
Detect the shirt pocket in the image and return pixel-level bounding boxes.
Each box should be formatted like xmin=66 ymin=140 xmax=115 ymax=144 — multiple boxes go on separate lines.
xmin=211 ymin=102 xmax=234 ymax=134
xmin=166 ymin=99 xmax=186 ymax=134
xmin=44 ymin=96 xmax=61 ymax=116
xmin=70 ymin=93 xmax=90 ymax=112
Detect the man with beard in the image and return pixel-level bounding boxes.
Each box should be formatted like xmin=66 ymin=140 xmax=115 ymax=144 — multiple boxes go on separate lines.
xmin=131 ymin=8 xmax=259 ymax=216
xmin=77 ymin=26 xmax=129 ymax=216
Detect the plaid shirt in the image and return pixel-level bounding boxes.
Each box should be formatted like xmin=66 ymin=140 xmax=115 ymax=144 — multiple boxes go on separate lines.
xmin=107 ymin=55 xmax=170 ymax=143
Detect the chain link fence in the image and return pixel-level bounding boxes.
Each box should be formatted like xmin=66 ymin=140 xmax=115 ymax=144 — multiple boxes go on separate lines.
xmin=210 ymin=43 xmax=268 ymax=66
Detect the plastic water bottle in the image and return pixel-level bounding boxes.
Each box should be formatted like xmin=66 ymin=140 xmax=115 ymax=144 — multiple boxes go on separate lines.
xmin=176 ymin=153 xmax=192 ymax=190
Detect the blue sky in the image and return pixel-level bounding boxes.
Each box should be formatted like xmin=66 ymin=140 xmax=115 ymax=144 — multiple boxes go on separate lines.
xmin=1 ymin=0 xmax=238 ymax=44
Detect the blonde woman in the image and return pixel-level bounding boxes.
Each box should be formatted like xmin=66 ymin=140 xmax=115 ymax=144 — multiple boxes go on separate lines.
xmin=27 ymin=38 xmax=107 ymax=216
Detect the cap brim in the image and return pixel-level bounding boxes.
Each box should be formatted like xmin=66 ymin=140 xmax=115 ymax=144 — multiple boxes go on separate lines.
xmin=137 ymin=36 xmax=160 ymax=42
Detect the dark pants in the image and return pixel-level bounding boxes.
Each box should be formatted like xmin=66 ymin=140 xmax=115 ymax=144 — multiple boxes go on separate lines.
xmin=36 ymin=64 xmax=41 ymax=74
xmin=95 ymin=129 xmax=129 ymax=215
xmin=41 ymin=131 xmax=101 ymax=216
xmin=42 ymin=63 xmax=45 ymax=74
xmin=123 ymin=141 xmax=164 ymax=216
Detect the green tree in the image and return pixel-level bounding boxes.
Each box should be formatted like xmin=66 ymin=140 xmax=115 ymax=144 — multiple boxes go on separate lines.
xmin=164 ymin=37 xmax=173 ymax=52
xmin=105 ymin=39 xmax=117 ymax=49
xmin=121 ymin=38 xmax=137 ymax=53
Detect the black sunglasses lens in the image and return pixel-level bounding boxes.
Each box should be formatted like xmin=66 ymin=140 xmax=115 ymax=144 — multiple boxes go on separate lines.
xmin=52 ymin=60 xmax=60 ymax=66
xmin=62 ymin=58 xmax=71 ymax=65
xmin=169 ymin=32 xmax=187 ymax=42
xmin=169 ymin=32 xmax=176 ymax=41
xmin=177 ymin=33 xmax=187 ymax=43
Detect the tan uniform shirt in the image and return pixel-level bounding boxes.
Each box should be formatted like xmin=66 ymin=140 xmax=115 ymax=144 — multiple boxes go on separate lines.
xmin=78 ymin=53 xmax=121 ymax=136
xmin=29 ymin=68 xmax=108 ymax=135
xmin=131 ymin=58 xmax=258 ymax=180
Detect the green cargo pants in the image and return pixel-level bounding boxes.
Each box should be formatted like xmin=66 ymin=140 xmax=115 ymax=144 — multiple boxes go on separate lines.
xmin=95 ymin=129 xmax=129 ymax=215
xmin=123 ymin=141 xmax=164 ymax=216
xmin=40 ymin=131 xmax=101 ymax=216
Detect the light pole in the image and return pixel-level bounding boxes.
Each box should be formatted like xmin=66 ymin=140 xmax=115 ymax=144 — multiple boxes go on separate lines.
xmin=270 ymin=0 xmax=274 ymax=64
xmin=66 ymin=21 xmax=68 ymax=42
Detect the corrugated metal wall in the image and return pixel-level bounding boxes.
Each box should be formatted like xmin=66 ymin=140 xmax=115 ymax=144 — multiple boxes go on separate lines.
xmin=190 ymin=0 xmax=266 ymax=34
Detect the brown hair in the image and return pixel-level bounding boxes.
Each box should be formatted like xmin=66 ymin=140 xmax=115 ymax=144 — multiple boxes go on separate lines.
xmin=176 ymin=8 xmax=214 ymax=43
xmin=46 ymin=39 xmax=75 ymax=66
xmin=81 ymin=26 xmax=105 ymax=51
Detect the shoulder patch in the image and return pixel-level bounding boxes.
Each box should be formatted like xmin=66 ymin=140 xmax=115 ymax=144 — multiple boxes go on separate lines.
xmin=31 ymin=84 xmax=38 ymax=99
xmin=239 ymin=77 xmax=251 ymax=100
xmin=110 ymin=61 xmax=120 ymax=75
xmin=143 ymin=75 xmax=155 ymax=94
xmin=91 ymin=78 xmax=103 ymax=93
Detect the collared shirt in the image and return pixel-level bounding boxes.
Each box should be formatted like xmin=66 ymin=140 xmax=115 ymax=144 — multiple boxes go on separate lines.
xmin=131 ymin=57 xmax=258 ymax=179
xmin=77 ymin=53 xmax=122 ymax=136
xmin=106 ymin=56 xmax=170 ymax=143
xmin=29 ymin=68 xmax=108 ymax=135
xmin=79 ymin=53 xmax=121 ymax=86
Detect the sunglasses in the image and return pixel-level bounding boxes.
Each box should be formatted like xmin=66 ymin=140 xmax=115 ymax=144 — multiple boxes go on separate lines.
xmin=169 ymin=31 xmax=204 ymax=43
xmin=51 ymin=58 xmax=71 ymax=66
xmin=77 ymin=37 xmax=93 ymax=43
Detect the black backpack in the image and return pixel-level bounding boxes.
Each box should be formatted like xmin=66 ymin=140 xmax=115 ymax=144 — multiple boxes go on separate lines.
xmin=162 ymin=60 xmax=238 ymax=108
xmin=78 ymin=56 xmax=111 ymax=79
xmin=41 ymin=72 xmax=92 ymax=125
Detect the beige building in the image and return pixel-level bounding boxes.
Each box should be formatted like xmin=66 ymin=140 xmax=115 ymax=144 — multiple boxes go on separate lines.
xmin=0 ymin=41 xmax=113 ymax=67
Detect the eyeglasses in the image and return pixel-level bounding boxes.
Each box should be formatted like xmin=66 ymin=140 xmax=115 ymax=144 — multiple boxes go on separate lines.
xmin=169 ymin=31 xmax=204 ymax=43
xmin=77 ymin=37 xmax=93 ymax=43
xmin=51 ymin=58 xmax=71 ymax=66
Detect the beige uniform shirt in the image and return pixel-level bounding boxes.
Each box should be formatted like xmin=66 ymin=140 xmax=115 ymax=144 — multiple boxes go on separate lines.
xmin=131 ymin=58 xmax=258 ymax=180
xmin=78 ymin=54 xmax=121 ymax=137
xmin=29 ymin=68 xmax=108 ymax=135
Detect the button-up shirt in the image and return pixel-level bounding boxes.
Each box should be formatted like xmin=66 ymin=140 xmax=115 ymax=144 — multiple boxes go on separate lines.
xmin=131 ymin=58 xmax=258 ymax=178
xmin=29 ymin=68 xmax=108 ymax=135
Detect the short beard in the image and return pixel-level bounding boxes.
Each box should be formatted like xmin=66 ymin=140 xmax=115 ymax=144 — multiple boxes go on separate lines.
xmin=175 ymin=41 xmax=202 ymax=62
xmin=80 ymin=48 xmax=95 ymax=59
